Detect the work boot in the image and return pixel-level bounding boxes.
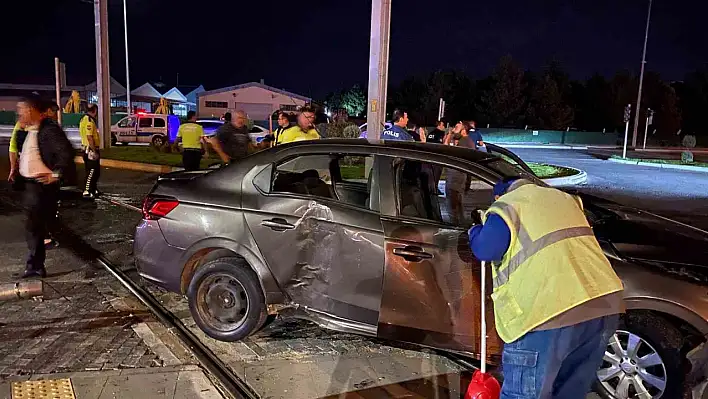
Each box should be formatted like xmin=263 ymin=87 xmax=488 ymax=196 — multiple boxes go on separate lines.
xmin=17 ymin=268 xmax=47 ymax=279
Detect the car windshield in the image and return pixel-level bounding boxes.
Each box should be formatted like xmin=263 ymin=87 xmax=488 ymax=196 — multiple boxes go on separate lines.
xmin=482 ymin=158 xmax=543 ymax=184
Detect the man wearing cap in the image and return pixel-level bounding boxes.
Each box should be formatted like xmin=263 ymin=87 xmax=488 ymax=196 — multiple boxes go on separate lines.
xmin=468 ymin=177 xmax=624 ymax=398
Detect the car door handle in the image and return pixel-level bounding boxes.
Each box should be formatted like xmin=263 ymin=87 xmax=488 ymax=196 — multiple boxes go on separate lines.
xmin=261 ymin=218 xmax=295 ymax=232
xmin=393 ymin=246 xmax=433 ymax=262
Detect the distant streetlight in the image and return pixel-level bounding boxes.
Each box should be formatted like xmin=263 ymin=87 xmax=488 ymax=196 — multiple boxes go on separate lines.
xmin=123 ymin=0 xmax=131 ymax=114
xmin=631 ymin=0 xmax=653 ymax=148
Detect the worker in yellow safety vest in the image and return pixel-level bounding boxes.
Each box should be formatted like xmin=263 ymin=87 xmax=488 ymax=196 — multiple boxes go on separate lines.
xmin=79 ymin=104 xmax=101 ymax=199
xmin=267 ymin=111 xmax=292 ymax=147
xmin=274 ymin=106 xmax=320 ymax=145
xmin=467 ymin=177 xmax=624 ymax=398
xmin=176 ymin=111 xmax=205 ymax=171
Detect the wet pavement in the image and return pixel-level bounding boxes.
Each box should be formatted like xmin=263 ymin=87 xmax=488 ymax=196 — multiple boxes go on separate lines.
xmin=1 ymin=145 xmax=706 ymax=398
xmin=0 ymin=195 xmax=192 ymax=379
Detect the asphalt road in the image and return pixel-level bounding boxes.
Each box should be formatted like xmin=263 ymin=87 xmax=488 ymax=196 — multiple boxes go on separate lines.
xmin=512 ymin=148 xmax=708 ymax=229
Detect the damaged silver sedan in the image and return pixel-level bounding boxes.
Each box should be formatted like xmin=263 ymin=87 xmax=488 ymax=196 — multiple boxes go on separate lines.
xmin=133 ymin=139 xmax=708 ymax=399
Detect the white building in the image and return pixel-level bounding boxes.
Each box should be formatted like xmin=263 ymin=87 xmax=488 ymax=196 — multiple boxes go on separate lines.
xmin=197 ymin=81 xmax=311 ymax=120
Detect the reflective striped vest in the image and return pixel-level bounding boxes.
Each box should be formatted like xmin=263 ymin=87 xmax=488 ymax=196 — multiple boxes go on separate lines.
xmin=484 ymin=181 xmax=623 ymax=343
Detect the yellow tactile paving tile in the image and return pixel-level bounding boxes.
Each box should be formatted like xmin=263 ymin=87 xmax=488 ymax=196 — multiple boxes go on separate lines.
xmin=11 ymin=378 xmax=76 ymax=399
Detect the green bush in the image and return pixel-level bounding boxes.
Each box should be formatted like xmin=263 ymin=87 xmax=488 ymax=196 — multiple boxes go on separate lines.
xmin=682 ymin=151 xmax=694 ymax=163
xmin=324 ymin=122 xmax=358 ymax=139
xmin=343 ymin=124 xmax=361 ymax=138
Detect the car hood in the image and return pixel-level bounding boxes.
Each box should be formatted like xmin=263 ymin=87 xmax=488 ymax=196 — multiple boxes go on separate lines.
xmin=578 ymin=192 xmax=708 ymax=282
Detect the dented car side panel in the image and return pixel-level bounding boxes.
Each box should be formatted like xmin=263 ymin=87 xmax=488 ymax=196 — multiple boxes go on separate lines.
xmin=241 ymin=161 xmax=386 ymax=326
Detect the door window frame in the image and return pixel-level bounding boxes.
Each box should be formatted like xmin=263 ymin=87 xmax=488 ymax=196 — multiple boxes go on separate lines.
xmin=378 ymin=154 xmax=503 ymax=229
xmin=254 ymin=148 xmax=383 ymax=215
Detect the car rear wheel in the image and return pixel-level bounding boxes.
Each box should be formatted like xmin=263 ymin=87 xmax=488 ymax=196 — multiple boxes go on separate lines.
xmin=594 ymin=313 xmax=684 ymax=399
xmin=187 ymin=257 xmax=266 ymax=342
xmin=111 ymin=134 xmax=118 ymax=146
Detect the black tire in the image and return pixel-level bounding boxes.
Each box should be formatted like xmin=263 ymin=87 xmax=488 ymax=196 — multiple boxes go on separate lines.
xmin=151 ymin=135 xmax=166 ymax=147
xmin=187 ymin=257 xmax=266 ymax=342
xmin=594 ymin=312 xmax=684 ymax=399
xmin=111 ymin=134 xmax=118 ymax=146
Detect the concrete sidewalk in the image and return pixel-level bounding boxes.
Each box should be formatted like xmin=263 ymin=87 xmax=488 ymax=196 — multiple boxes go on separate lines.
xmin=0 ymin=188 xmax=225 ymax=399
xmin=0 ymin=365 xmax=223 ymax=399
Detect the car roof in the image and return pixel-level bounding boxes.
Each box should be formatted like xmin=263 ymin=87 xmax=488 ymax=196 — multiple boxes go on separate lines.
xmin=266 ymin=138 xmax=497 ymax=164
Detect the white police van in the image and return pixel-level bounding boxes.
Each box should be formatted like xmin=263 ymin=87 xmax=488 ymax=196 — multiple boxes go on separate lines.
xmin=111 ymin=113 xmax=180 ymax=146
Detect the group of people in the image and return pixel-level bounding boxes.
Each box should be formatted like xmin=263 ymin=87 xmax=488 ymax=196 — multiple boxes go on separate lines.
xmin=380 ymin=109 xmax=486 ymax=151
xmin=175 ymin=106 xmax=321 ymax=171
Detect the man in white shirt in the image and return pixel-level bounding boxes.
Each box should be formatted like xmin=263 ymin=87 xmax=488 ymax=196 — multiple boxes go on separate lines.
xmin=15 ymin=96 xmax=75 ymax=278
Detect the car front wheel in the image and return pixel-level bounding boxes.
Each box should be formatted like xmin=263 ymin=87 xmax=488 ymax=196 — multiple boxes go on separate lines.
xmin=151 ymin=135 xmax=166 ymax=147
xmin=595 ymin=313 xmax=684 ymax=399
xmin=187 ymin=257 xmax=266 ymax=342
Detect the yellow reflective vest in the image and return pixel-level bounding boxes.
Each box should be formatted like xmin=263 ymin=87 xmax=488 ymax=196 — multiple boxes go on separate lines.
xmin=275 ymin=126 xmax=320 ymax=145
xmin=79 ymin=115 xmax=100 ymax=148
xmin=484 ymin=181 xmax=623 ymax=343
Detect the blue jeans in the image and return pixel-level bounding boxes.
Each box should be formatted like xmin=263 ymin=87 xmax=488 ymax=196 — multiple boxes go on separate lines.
xmin=500 ymin=314 xmax=619 ymax=398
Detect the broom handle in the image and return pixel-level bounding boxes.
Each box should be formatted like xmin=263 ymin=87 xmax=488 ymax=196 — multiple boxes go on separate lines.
xmin=480 ymin=260 xmax=487 ymax=374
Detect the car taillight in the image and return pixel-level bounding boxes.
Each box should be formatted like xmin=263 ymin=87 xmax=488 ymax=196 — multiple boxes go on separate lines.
xmin=142 ymin=196 xmax=179 ymax=220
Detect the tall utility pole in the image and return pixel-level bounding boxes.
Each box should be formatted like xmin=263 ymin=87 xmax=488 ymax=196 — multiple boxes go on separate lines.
xmin=631 ymin=0 xmax=653 ymax=148
xmin=366 ymin=0 xmax=392 ymax=140
xmin=123 ymin=0 xmax=131 ymax=115
xmin=94 ymin=0 xmax=111 ymax=149
xmin=54 ymin=57 xmax=62 ymax=126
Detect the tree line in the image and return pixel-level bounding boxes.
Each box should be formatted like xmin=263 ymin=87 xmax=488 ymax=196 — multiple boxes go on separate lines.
xmin=326 ymin=55 xmax=708 ymax=142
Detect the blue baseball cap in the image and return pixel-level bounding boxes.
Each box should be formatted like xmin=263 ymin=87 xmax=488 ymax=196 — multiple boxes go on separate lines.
xmin=493 ymin=178 xmax=519 ymax=198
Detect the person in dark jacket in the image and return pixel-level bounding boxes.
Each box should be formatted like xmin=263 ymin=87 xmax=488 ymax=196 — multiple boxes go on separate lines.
xmin=15 ymin=96 xmax=76 ymax=278
xmin=210 ymin=110 xmax=252 ymax=164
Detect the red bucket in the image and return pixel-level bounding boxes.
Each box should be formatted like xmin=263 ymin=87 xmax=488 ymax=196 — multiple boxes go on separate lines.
xmin=464 ymin=370 xmax=501 ymax=399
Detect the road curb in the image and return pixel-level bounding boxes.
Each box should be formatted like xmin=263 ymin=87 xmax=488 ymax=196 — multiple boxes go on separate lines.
xmin=607 ymin=157 xmax=708 ymax=173
xmin=543 ymin=166 xmax=588 ymax=186
xmin=74 ymin=155 xmax=179 ymax=173
xmin=490 ymin=143 xmax=590 ymax=150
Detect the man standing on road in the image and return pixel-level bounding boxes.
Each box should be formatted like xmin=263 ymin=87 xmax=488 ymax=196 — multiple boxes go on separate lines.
xmin=79 ymin=104 xmax=101 ymax=199
xmin=467 ymin=120 xmax=487 ymax=152
xmin=210 ymin=110 xmax=251 ymax=164
xmin=427 ymin=120 xmax=447 ymax=144
xmin=275 ymin=106 xmax=321 ymax=144
xmin=15 ymin=96 xmax=76 ymax=278
xmin=176 ymin=111 xmax=205 ymax=171
xmin=468 ymin=177 xmax=624 ymax=398
xmin=381 ymin=109 xmax=424 ymax=142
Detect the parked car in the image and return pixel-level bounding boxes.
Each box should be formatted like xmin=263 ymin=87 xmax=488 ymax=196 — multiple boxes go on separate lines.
xmin=133 ymin=139 xmax=708 ymax=399
xmin=111 ymin=113 xmax=180 ymax=147
xmin=195 ymin=119 xmax=269 ymax=143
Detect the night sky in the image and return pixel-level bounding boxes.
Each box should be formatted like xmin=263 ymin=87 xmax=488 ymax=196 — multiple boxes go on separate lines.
xmin=2 ymin=0 xmax=707 ymax=99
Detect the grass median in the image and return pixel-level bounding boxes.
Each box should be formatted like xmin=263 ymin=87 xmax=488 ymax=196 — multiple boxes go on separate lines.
xmin=97 ymin=146 xmax=579 ymax=179
xmin=610 ymin=155 xmax=708 ymax=168
xmin=97 ymin=146 xmax=220 ymax=169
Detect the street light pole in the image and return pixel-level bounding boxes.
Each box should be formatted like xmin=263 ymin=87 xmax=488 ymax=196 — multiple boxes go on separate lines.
xmin=631 ymin=0 xmax=653 ymax=148
xmin=123 ymin=0 xmax=131 ymax=115
xmin=94 ymin=0 xmax=111 ymax=149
